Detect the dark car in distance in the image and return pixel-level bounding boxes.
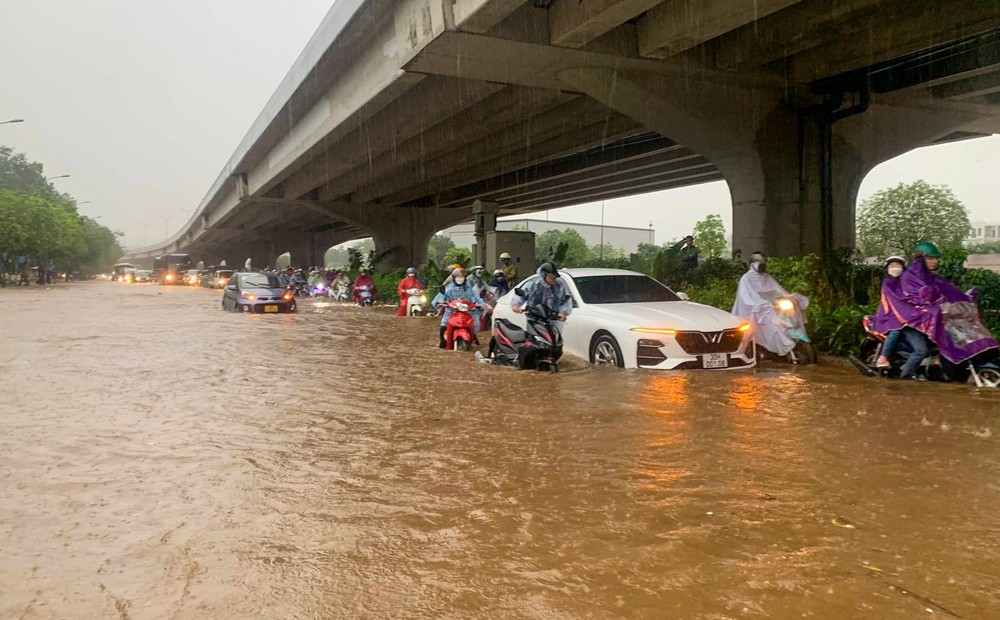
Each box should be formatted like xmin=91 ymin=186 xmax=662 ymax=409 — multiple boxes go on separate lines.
xmin=221 ymin=272 xmax=296 ymax=313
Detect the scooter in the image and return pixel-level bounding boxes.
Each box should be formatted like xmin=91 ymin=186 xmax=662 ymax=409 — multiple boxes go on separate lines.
xmin=355 ymin=284 xmax=375 ymax=307
xmin=758 ymin=294 xmax=816 ymax=365
xmin=479 ymin=286 xmax=498 ymax=332
xmin=404 ymin=288 xmax=427 ymax=316
xmin=310 ymin=282 xmax=329 ymax=298
xmin=851 ymin=313 xmax=1000 ymax=387
xmin=332 ymin=282 xmax=351 ymax=302
xmin=443 ymin=299 xmax=477 ymax=351
xmin=488 ymin=289 xmax=563 ymax=372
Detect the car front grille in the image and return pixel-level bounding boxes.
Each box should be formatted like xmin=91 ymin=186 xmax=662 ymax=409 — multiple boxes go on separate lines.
xmin=675 ymin=329 xmax=744 ymax=355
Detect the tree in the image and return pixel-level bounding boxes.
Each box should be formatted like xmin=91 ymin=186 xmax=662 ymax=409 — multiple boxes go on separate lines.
xmin=589 ymin=243 xmax=624 ymax=261
xmin=427 ymin=234 xmax=455 ymax=264
xmin=442 ymin=246 xmax=472 ymax=267
xmin=857 ymin=180 xmax=971 ymax=258
xmin=693 ymin=214 xmax=727 ymax=258
xmin=966 ymin=241 xmax=1000 ymax=255
xmin=536 ymin=228 xmax=590 ymax=267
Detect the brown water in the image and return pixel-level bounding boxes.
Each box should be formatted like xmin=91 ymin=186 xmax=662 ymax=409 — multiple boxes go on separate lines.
xmin=2 ymin=282 xmax=1000 ymax=619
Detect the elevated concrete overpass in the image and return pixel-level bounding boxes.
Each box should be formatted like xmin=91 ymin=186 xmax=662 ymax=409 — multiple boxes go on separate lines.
xmin=125 ymin=0 xmax=1000 ymax=268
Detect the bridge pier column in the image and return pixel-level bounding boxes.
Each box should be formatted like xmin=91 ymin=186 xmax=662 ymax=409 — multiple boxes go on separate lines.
xmin=560 ymin=68 xmax=977 ymax=259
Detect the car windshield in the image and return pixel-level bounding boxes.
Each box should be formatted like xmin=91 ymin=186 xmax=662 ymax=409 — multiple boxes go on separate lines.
xmin=240 ymin=274 xmax=282 ymax=288
xmin=572 ymin=275 xmax=680 ymax=304
xmin=217 ymin=271 xmax=233 ymax=278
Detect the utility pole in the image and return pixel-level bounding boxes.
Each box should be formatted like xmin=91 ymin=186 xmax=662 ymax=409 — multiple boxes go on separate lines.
xmin=599 ymin=201 xmax=605 ymax=261
xmin=161 ymin=216 xmax=173 ymax=240
xmin=139 ymin=223 xmax=151 ymax=245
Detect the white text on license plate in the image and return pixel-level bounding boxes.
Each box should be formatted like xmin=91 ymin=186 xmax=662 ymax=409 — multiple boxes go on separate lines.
xmin=264 ymin=305 xmax=279 ymax=313
xmin=702 ymin=353 xmax=727 ymax=369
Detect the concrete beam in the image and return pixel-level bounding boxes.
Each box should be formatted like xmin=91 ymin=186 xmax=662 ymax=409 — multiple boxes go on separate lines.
xmin=787 ymin=1 xmax=1000 ymax=83
xmin=637 ymin=0 xmax=800 ymax=60
xmin=934 ymin=71 xmax=1000 ymax=100
xmin=452 ymin=0 xmax=531 ymax=34
xmin=549 ymin=0 xmax=664 ymax=49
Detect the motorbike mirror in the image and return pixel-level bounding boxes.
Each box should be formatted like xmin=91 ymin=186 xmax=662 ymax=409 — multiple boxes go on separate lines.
xmin=513 ymin=287 xmax=526 ymax=297
xmin=438 ymin=285 xmax=445 ymax=295
xmin=226 ymin=284 xmax=237 ymax=291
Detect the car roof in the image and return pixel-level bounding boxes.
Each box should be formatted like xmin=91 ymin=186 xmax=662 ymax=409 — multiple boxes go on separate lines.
xmin=560 ymin=268 xmax=647 ymax=278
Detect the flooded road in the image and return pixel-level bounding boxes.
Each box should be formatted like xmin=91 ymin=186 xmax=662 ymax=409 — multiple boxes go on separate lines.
xmin=2 ymin=282 xmax=1000 ymax=619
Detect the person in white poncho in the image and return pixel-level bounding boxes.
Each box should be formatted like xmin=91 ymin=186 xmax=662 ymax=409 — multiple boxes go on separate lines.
xmin=731 ymin=252 xmax=809 ymax=357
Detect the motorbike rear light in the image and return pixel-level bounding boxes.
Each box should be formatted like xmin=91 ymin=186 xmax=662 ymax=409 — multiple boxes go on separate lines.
xmin=631 ymin=328 xmax=677 ymax=335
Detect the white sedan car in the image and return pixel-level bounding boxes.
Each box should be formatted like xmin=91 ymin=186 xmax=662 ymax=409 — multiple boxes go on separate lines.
xmin=492 ymin=268 xmax=756 ymax=370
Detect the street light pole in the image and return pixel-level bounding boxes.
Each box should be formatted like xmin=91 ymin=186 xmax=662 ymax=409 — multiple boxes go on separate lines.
xmin=161 ymin=216 xmax=173 ymax=240
xmin=599 ymin=201 xmax=605 ymax=262
xmin=0 ymin=119 xmax=24 ymax=125
xmin=139 ymin=223 xmax=151 ymax=245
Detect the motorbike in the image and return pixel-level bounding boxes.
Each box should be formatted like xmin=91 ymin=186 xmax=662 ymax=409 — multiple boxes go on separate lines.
xmin=289 ymin=280 xmax=310 ymax=298
xmin=310 ymin=282 xmax=329 ymax=298
xmin=355 ymin=284 xmax=375 ymax=307
xmin=403 ymin=288 xmax=427 ymax=316
xmin=758 ymin=293 xmax=816 ymax=365
xmin=332 ymin=282 xmax=351 ymax=302
xmin=851 ymin=313 xmax=1000 ymax=387
xmin=488 ymin=288 xmax=563 ymax=372
xmin=479 ymin=286 xmax=498 ymax=332
xmin=443 ymin=298 xmax=477 ymax=351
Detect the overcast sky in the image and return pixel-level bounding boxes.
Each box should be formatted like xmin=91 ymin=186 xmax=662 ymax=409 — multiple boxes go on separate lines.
xmin=2 ymin=0 xmax=998 ymax=250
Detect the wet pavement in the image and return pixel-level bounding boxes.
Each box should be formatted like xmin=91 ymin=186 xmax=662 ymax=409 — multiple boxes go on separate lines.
xmin=2 ymin=281 xmax=1000 ymax=619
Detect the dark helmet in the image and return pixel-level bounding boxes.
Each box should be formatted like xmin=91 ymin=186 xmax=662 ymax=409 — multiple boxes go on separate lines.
xmin=913 ymin=241 xmax=941 ymax=258
xmin=539 ymin=262 xmax=559 ymax=278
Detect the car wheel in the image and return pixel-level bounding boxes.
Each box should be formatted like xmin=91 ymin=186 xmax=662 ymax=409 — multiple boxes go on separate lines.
xmin=221 ymin=300 xmax=226 ymax=310
xmin=237 ymin=303 xmax=245 ymax=313
xmin=591 ymin=333 xmax=624 ymax=368
xmin=790 ymin=341 xmax=817 ymax=365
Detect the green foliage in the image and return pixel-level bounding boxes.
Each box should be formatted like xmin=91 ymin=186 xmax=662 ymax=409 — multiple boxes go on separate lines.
xmin=442 ymin=246 xmax=472 ymax=268
xmin=693 ymin=214 xmax=727 ymax=258
xmin=966 ymin=241 xmax=1000 ymax=254
xmin=427 ymin=234 xmax=456 ymax=265
xmin=857 ymin=180 xmax=971 ymax=258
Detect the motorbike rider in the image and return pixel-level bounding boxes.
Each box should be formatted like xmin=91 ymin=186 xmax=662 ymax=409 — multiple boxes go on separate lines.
xmin=352 ymin=269 xmax=377 ymax=303
xmin=332 ymin=270 xmax=351 ymax=298
xmin=468 ymin=265 xmax=488 ymax=297
xmin=873 ymin=256 xmax=909 ymax=369
xmin=488 ymin=268 xmax=509 ymax=297
xmin=396 ymin=267 xmax=424 ymax=317
xmin=498 ymin=252 xmax=518 ymax=284
xmin=289 ymin=268 xmax=308 ymax=290
xmin=731 ymin=252 xmax=809 ymax=358
xmin=898 ymin=241 xmax=997 ymax=379
xmin=432 ymin=268 xmax=484 ymax=348
xmin=510 ymin=262 xmax=571 ymax=335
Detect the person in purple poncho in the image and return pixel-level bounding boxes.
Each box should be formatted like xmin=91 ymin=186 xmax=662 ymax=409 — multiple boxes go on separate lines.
xmin=873 ymin=256 xmax=908 ymax=369
xmin=896 ymin=241 xmax=998 ymax=379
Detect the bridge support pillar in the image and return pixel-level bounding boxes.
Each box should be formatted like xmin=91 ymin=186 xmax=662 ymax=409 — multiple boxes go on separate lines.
xmin=560 ymin=68 xmax=977 ymax=259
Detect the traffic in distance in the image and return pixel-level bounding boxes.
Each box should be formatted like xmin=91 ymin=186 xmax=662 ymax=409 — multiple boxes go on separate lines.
xmin=108 ymin=243 xmax=1000 ymax=386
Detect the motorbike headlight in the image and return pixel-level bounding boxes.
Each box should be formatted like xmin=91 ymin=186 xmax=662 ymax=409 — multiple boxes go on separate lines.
xmin=283 ymin=293 xmax=293 ymax=301
xmin=777 ymin=299 xmax=794 ymax=312
xmin=739 ymin=323 xmax=751 ymax=332
xmin=418 ymin=296 xmax=427 ymax=303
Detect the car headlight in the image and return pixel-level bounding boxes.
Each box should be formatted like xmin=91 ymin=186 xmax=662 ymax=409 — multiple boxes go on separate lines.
xmin=165 ymin=274 xmax=174 ymax=281
xmin=242 ymin=293 xmax=256 ymax=301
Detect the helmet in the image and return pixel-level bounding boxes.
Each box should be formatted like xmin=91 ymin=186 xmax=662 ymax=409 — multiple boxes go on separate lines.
xmin=449 ymin=263 xmax=462 ymax=271
xmin=539 ymin=262 xmax=559 ymax=278
xmin=406 ymin=266 xmax=416 ymax=275
xmin=499 ymin=252 xmax=511 ymax=260
xmin=913 ymin=241 xmax=941 ymax=258
xmin=884 ymin=255 xmax=907 ymax=268
xmin=749 ymin=251 xmax=767 ymax=263
xmin=493 ymin=269 xmax=503 ymax=276
xmin=473 ymin=265 xmax=484 ymax=273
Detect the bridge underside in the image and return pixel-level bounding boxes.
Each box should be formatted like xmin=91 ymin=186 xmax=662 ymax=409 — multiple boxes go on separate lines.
xmin=126 ymin=0 xmax=1000 ymax=269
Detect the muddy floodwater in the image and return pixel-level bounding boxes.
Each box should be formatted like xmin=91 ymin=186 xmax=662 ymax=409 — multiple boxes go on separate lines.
xmin=2 ymin=282 xmax=1000 ymax=619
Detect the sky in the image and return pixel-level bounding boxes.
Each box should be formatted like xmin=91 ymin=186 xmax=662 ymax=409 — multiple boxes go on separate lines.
xmin=2 ymin=0 xmax=998 ymax=251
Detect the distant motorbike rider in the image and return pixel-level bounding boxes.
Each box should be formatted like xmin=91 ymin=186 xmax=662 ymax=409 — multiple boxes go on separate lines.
xmin=468 ymin=265 xmax=488 ymax=297
xmin=488 ymin=268 xmax=509 ymax=297
xmin=498 ymin=252 xmax=518 ymax=285
xmin=731 ymin=252 xmax=809 ymax=357
xmin=396 ymin=267 xmax=424 ymax=317
xmin=873 ymin=256 xmax=908 ymax=369
xmin=432 ymin=268 xmax=484 ymax=348
xmin=510 ymin=262 xmax=571 ymax=335
xmin=352 ymin=269 xmax=377 ymax=303
xmin=289 ymin=269 xmax=308 ymax=288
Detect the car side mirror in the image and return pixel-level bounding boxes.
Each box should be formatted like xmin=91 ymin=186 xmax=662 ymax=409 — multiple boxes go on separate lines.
xmin=676 ymin=291 xmax=690 ymax=301
xmin=513 ymin=287 xmax=525 ymax=297
xmin=226 ymin=284 xmax=237 ymax=291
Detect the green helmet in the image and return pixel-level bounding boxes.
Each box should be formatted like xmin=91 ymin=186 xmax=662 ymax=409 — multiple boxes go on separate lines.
xmin=913 ymin=241 xmax=941 ymax=258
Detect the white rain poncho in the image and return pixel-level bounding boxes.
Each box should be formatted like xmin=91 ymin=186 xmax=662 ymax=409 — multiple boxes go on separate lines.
xmin=731 ymin=266 xmax=808 ymax=357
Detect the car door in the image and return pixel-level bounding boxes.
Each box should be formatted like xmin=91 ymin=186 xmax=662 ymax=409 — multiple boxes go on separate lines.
xmin=223 ymin=274 xmax=239 ymax=309
xmin=558 ymin=275 xmax=587 ymax=357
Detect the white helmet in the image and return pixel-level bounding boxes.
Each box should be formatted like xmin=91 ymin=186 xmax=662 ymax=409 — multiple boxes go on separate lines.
xmin=499 ymin=252 xmax=511 ymax=260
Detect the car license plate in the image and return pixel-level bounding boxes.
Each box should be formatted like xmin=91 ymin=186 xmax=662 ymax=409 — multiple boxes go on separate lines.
xmin=702 ymin=353 xmax=728 ymax=369
xmin=264 ymin=305 xmax=279 ymax=313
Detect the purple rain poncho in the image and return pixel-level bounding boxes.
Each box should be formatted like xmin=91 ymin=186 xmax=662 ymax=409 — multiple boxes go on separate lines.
xmin=873 ymin=275 xmax=911 ymax=334
xmin=896 ymin=257 xmax=997 ymax=363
